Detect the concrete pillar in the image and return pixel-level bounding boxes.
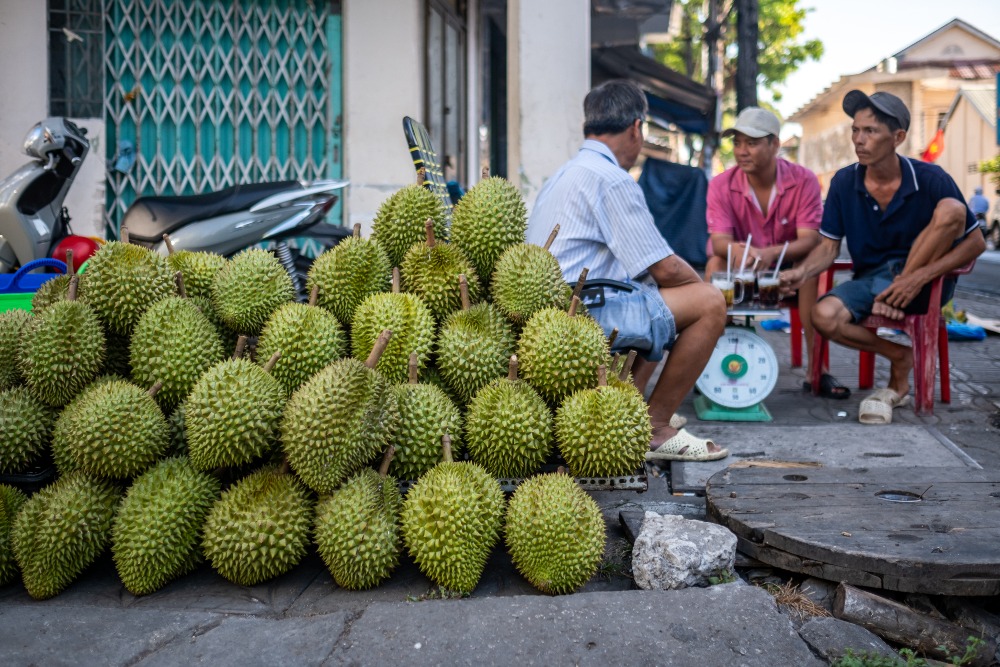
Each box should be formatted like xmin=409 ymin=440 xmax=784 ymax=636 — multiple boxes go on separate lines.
xmin=0 ymin=3 xmax=48 ymax=182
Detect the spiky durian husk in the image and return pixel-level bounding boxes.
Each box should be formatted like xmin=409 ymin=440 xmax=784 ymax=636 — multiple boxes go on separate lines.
xmin=167 ymin=401 xmax=188 ymax=457
xmin=81 ymin=241 xmax=174 ymax=335
xmin=0 ymin=484 xmax=27 ymax=586
xmin=167 ymin=250 xmax=226 ymax=300
xmin=11 ymin=473 xmax=120 ymax=599
xmin=282 ymin=358 xmax=398 ymax=494
xmin=190 ymin=295 xmax=239 ymax=358
xmin=388 ymin=383 xmax=462 ymax=481
xmin=555 ymin=385 xmax=651 ymax=478
xmin=401 ymin=241 xmax=483 ymax=322
xmin=0 ymin=309 xmax=31 ymax=390
xmin=350 ymin=292 xmax=435 ymax=385
xmin=49 ymin=374 xmax=124 ymax=475
xmin=130 ymin=297 xmax=226 ymax=411
xmin=0 ymin=387 xmax=58 ymax=474
xmin=307 ymin=236 xmax=391 ymax=326
xmin=450 ymin=176 xmax=527 ymax=284
xmin=201 ymin=468 xmax=313 ymax=586
xmin=112 ymin=456 xmax=221 ymax=595
xmin=211 ymin=248 xmax=294 ymax=334
xmin=371 ymin=184 xmax=447 ymax=267
xmin=185 ymin=359 xmax=286 ymax=470
xmin=401 ymin=461 xmax=504 ymax=593
xmin=491 ymin=244 xmax=570 ymax=324
xmin=464 ymin=379 xmax=553 ymax=479
xmin=53 ymin=380 xmax=170 ymax=479
xmin=18 ymin=299 xmax=105 ymax=407
xmin=436 ymin=303 xmax=516 ymax=404
xmin=314 ymin=468 xmax=401 ymax=590
xmin=256 ymin=301 xmax=346 ymax=396
xmin=517 ymin=307 xmax=608 ymax=404
xmin=30 ymin=274 xmax=75 ymax=315
xmin=505 ymin=472 xmax=606 ymax=595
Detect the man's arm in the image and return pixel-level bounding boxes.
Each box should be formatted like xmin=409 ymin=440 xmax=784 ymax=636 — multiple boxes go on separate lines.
xmin=779 ymin=236 xmax=840 ymax=294
xmin=647 ymin=253 xmax=702 ymax=289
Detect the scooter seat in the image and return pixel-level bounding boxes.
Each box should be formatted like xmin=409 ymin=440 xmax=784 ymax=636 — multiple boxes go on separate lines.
xmin=123 ymin=181 xmax=302 ymax=242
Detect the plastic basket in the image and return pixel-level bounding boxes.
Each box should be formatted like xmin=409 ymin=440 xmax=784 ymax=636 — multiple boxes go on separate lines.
xmin=0 ymin=258 xmax=68 ymax=313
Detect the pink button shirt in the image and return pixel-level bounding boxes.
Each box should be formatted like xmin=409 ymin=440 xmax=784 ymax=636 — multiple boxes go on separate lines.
xmin=706 ymin=158 xmax=822 ymax=249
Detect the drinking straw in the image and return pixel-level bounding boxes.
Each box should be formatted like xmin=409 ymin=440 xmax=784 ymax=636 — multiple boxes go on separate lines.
xmin=726 ymin=244 xmax=732 ymax=281
xmin=775 ymin=241 xmax=789 ymax=271
xmin=739 ymin=234 xmax=752 ymax=272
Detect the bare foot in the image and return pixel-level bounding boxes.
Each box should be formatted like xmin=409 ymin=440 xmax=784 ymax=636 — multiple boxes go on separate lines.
xmin=650 ymin=424 xmax=726 ymax=455
xmin=872 ymin=300 xmax=905 ymax=320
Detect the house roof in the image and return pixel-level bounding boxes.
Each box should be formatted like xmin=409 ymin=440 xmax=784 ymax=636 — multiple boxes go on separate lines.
xmin=890 ymin=18 xmax=1000 ymax=61
xmin=947 ymin=86 xmax=998 ymax=128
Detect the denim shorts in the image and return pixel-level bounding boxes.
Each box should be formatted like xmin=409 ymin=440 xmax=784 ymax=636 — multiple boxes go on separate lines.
xmin=589 ymin=280 xmax=677 ymax=362
xmin=821 ymin=259 xmax=956 ymax=323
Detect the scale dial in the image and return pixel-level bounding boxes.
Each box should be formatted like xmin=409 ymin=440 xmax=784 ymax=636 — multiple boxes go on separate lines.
xmin=696 ymin=326 xmax=779 ymax=409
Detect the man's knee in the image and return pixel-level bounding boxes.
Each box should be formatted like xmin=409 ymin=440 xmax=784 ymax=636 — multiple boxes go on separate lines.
xmin=696 ymin=282 xmax=727 ymax=329
xmin=812 ymin=295 xmax=850 ymax=337
xmin=931 ymin=198 xmax=967 ymax=238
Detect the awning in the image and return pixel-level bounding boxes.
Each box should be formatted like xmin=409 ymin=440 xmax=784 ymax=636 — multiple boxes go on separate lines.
xmin=592 ymin=46 xmax=717 ymax=135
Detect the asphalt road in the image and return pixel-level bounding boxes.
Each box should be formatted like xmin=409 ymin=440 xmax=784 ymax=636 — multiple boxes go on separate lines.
xmin=961 ymin=249 xmax=1000 ymax=297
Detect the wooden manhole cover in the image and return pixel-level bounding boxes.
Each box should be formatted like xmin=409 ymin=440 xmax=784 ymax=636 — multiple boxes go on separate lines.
xmin=707 ymin=466 xmax=1000 ymax=596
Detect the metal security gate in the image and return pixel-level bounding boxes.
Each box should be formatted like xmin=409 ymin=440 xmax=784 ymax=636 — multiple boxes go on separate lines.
xmin=103 ymin=0 xmax=342 ymax=240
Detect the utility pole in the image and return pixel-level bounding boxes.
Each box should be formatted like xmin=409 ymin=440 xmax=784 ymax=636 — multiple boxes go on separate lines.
xmin=702 ymin=0 xmax=723 ymax=175
xmin=736 ymin=0 xmax=759 ymax=110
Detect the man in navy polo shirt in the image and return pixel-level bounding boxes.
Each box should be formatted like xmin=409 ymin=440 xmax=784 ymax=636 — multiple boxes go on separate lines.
xmin=781 ymin=90 xmax=984 ymax=424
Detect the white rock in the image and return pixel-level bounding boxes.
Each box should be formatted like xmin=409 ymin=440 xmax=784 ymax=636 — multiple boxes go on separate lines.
xmin=632 ymin=512 xmax=738 ymax=590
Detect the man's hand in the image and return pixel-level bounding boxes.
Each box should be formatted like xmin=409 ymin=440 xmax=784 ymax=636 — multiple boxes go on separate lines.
xmin=779 ymin=267 xmax=805 ymax=297
xmin=873 ymin=272 xmax=926 ymax=319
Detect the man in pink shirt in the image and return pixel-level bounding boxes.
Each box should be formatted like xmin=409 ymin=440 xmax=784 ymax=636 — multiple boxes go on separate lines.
xmin=705 ymin=107 xmax=848 ymax=398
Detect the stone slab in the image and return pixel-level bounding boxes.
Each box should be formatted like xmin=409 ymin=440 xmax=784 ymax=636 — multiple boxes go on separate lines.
xmin=797 ymin=616 xmax=898 ymax=662
xmin=672 ymin=424 xmax=974 ymax=493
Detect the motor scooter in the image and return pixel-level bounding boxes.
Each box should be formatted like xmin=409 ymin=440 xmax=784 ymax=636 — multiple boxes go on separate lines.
xmin=0 ymin=117 xmax=350 ymax=294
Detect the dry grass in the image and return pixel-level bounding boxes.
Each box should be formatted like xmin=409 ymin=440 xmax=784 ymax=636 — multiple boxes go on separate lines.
xmin=759 ymin=579 xmax=832 ymax=622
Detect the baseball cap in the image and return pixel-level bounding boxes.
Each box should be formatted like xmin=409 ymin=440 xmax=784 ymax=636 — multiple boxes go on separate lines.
xmin=722 ymin=107 xmax=781 ymax=139
xmin=842 ymin=90 xmax=910 ymax=131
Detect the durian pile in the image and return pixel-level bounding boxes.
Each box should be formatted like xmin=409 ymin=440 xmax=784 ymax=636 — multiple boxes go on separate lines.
xmin=0 ymin=173 xmax=650 ymax=599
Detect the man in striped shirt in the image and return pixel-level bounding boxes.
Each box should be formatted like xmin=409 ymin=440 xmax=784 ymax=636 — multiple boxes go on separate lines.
xmin=526 ymin=80 xmax=729 ymax=462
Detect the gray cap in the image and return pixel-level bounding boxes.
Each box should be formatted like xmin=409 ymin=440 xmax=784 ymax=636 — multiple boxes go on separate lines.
xmin=722 ymin=107 xmax=781 ymax=139
xmin=842 ymin=90 xmax=910 ymax=131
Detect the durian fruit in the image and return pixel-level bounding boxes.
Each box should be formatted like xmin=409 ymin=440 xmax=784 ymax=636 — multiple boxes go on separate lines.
xmin=518 ymin=297 xmax=608 ymax=404
xmin=0 ymin=387 xmax=58 ymax=474
xmin=0 ymin=309 xmax=31 ymax=390
xmin=11 ymin=472 xmax=120 ymax=600
xmin=607 ymin=349 xmax=642 ymax=395
xmin=491 ymin=226 xmax=571 ymax=324
xmin=211 ymin=248 xmax=294 ymax=334
xmin=29 ymin=249 xmax=81 ymax=316
xmin=350 ymin=269 xmax=435 ymax=384
xmin=167 ymin=401 xmax=188 ymax=456
xmin=19 ymin=276 xmax=105 ymax=407
xmin=437 ymin=276 xmax=516 ymax=404
xmin=50 ymin=374 xmax=124 ymax=475
xmin=282 ymin=330 xmax=399 ymax=494
xmin=255 ymin=285 xmax=346 ymax=396
xmin=0 ymin=484 xmax=27 ymax=586
xmin=388 ymin=354 xmax=463 ymax=481
xmin=186 ymin=341 xmax=286 ymax=471
xmin=112 ymin=456 xmax=221 ymax=595
xmin=371 ymin=182 xmax=447 ymax=267
xmin=465 ymin=356 xmax=553 ymax=479
xmin=307 ymin=223 xmax=391 ymax=326
xmin=81 ymin=231 xmax=175 ymax=335
xmin=314 ymin=447 xmax=402 ymax=590
xmin=505 ymin=471 xmax=606 ymax=595
xmin=401 ymin=435 xmax=505 ymax=594
xmin=450 ymin=171 xmax=527 ymax=285
xmin=162 ymin=233 xmax=226 ymax=299
xmin=54 ymin=380 xmax=171 ymax=479
xmin=401 ymin=219 xmax=483 ymax=322
xmin=201 ymin=465 xmax=313 ymax=586
xmin=190 ymin=295 xmax=239 ymax=358
xmin=130 ymin=275 xmax=226 ymax=411
xmin=555 ymin=365 xmax=651 ymax=478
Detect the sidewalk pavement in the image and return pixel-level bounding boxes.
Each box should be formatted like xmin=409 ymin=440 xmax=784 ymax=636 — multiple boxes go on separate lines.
xmin=1 ymin=286 xmax=998 ymax=666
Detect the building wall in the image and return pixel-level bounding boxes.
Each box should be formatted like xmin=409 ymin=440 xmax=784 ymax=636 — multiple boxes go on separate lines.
xmin=939 ymin=96 xmax=997 ymax=200
xmin=904 ymin=27 xmax=1000 ymax=61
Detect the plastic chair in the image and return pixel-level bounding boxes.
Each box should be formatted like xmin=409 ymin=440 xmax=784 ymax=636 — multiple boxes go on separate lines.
xmin=789 ymin=260 xmax=853 ymax=368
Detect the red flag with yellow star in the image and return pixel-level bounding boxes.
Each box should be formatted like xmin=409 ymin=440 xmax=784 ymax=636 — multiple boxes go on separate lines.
xmin=921 ymin=128 xmax=944 ymax=162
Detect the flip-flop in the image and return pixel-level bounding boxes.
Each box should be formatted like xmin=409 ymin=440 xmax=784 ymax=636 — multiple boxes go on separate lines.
xmin=645 ymin=428 xmax=729 ymax=462
xmin=858 ymin=388 xmax=911 ymax=425
xmin=803 ymin=373 xmax=851 ymax=399
xmin=669 ymin=413 xmax=687 ymax=429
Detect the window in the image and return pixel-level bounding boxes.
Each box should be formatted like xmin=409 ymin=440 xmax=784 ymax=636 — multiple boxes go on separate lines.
xmin=49 ymin=0 xmax=104 ymax=118
xmin=426 ymin=0 xmax=467 ymax=186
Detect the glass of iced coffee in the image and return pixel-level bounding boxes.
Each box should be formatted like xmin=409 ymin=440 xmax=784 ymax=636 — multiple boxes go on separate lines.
xmin=757 ymin=269 xmax=781 ymax=308
xmin=711 ymin=272 xmax=743 ymax=309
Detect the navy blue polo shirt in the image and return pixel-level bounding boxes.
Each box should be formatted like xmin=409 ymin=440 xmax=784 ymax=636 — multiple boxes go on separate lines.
xmin=820 ymin=155 xmax=977 ymax=276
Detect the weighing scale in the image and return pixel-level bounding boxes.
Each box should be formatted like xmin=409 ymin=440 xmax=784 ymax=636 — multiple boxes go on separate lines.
xmin=694 ymin=319 xmax=780 ymax=422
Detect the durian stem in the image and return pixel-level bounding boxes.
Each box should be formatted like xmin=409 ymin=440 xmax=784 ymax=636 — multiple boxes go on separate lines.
xmin=67 ymin=275 xmax=79 ymax=302
xmin=262 ymin=351 xmax=281 ymax=373
xmin=441 ymin=433 xmax=453 ymax=463
xmin=365 ymin=329 xmax=393 ymax=369
xmin=571 ymin=267 xmax=589 ymax=304
xmin=607 ymin=327 xmax=619 ymax=349
xmin=174 ymin=271 xmax=187 ymax=298
xmin=425 ymin=218 xmax=435 ymax=248
xmin=64 ymin=249 xmax=74 ymax=276
xmin=391 ymin=267 xmax=400 ymax=293
xmin=543 ymin=224 xmax=560 ymax=251
xmin=352 ymin=222 xmax=361 ymax=238
xmin=611 ymin=352 xmax=621 ymax=373
xmin=308 ymin=284 xmax=319 ymax=307
xmin=162 ymin=233 xmax=176 ymax=255
xmin=120 ymin=226 xmax=130 ymax=244
xmin=459 ymin=274 xmax=470 ymax=311
xmin=481 ymin=166 xmax=489 ymax=179
xmin=408 ymin=352 xmax=419 ymax=384
xmin=147 ymin=381 xmax=163 ymax=398
xmin=597 ymin=365 xmax=607 ymax=388
xmin=508 ymin=354 xmax=519 ymax=381
xmin=233 ymin=335 xmax=248 ymax=360
xmin=378 ymin=445 xmax=396 ymax=477
xmin=416 ymin=167 xmax=426 ymax=186
xmin=620 ymin=350 xmax=638 ymax=380
xmin=568 ymin=295 xmax=581 ymax=317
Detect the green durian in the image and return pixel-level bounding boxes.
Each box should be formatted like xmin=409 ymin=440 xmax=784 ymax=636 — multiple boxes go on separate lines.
xmin=256 ymin=294 xmax=346 ymax=396
xmin=166 ymin=247 xmax=226 ymax=299
xmin=167 ymin=401 xmax=188 ymax=457
xmin=350 ymin=287 xmax=435 ymax=385
xmin=190 ymin=295 xmax=239 ymax=358
xmin=400 ymin=222 xmax=483 ymax=322
xmin=112 ymin=456 xmax=221 ymax=595
xmin=450 ymin=175 xmax=527 ymax=284
xmin=11 ymin=473 xmax=120 ymax=599
xmin=307 ymin=226 xmax=391 ymax=325
xmin=437 ymin=296 xmax=516 ymax=404
xmin=30 ymin=274 xmax=75 ymax=314
xmin=81 ymin=240 xmax=175 ymax=335
xmin=0 ymin=309 xmax=31 ymax=390
xmin=50 ymin=374 xmax=125 ymax=475
xmin=201 ymin=467 xmax=313 ymax=586
xmin=505 ymin=472 xmax=606 ymax=594
xmin=518 ymin=302 xmax=608 ymax=404
xmin=0 ymin=484 xmax=27 ymax=586
xmin=371 ymin=184 xmax=447 ymax=267
xmin=211 ymin=248 xmax=294 ymax=334
xmin=0 ymin=387 xmax=58 ymax=474
xmin=491 ymin=238 xmax=571 ymax=324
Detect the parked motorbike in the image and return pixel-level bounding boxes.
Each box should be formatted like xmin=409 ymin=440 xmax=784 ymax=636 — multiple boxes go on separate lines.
xmin=0 ymin=117 xmax=350 ymax=294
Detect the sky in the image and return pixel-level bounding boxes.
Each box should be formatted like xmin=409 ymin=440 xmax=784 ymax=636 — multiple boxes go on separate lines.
xmin=772 ymin=0 xmax=1000 ymax=133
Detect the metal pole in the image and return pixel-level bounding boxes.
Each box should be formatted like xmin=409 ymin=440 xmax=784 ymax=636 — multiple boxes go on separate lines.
xmin=736 ymin=0 xmax=759 ymax=111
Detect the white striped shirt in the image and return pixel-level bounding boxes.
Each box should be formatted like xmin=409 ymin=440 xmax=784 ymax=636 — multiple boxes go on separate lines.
xmin=526 ymin=140 xmax=673 ymax=287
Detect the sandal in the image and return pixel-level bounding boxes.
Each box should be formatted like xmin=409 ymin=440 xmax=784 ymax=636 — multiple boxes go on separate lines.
xmin=858 ymin=388 xmax=911 ymax=425
xmin=645 ymin=428 xmax=729 ymax=462
xmin=668 ymin=413 xmax=687 ymax=429
xmin=803 ymin=373 xmax=851 ymax=400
